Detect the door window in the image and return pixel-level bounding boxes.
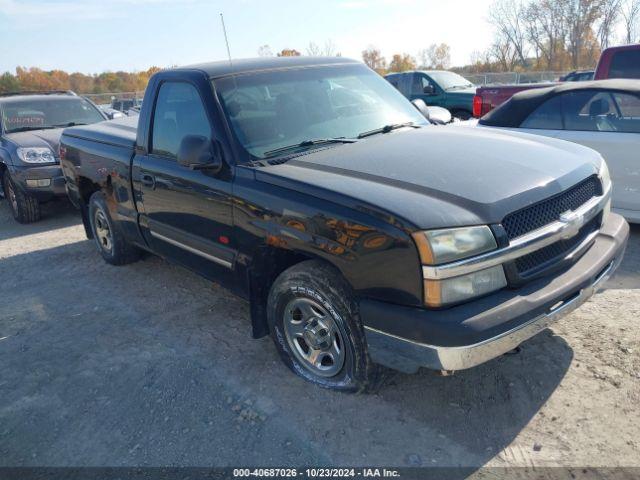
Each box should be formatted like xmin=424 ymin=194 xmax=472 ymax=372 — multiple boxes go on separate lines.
xmin=611 ymin=92 xmax=640 ymax=133
xmin=411 ymin=74 xmax=431 ymax=95
xmin=520 ymin=95 xmax=563 ymax=130
xmin=609 ymin=50 xmax=640 ymax=79
xmin=521 ymin=90 xmax=640 ymax=133
xmin=565 ymin=90 xmax=640 ymax=133
xmin=151 ymin=82 xmax=211 ymax=158
xmin=565 ymin=91 xmax=616 ymax=131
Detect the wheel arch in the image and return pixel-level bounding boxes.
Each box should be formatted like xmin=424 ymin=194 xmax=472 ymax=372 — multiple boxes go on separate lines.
xmin=245 ymin=245 xmax=348 ymax=339
xmin=76 ymin=175 xmax=108 ymax=239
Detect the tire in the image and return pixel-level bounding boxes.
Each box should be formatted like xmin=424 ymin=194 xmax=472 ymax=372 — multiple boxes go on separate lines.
xmin=88 ymin=191 xmax=141 ymax=265
xmin=452 ymin=109 xmax=472 ymax=121
xmin=3 ymin=173 xmax=41 ymax=223
xmin=267 ymin=260 xmax=384 ymax=393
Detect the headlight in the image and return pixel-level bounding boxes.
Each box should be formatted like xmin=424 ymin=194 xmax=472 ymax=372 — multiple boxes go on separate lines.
xmin=412 ymin=226 xmax=505 ymax=307
xmin=424 ymin=265 xmax=507 ymax=307
xmin=598 ymin=161 xmax=612 ymax=224
xmin=599 ymin=160 xmax=611 ymax=192
xmin=412 ymin=226 xmax=497 ymax=265
xmin=16 ymin=147 xmax=56 ymax=164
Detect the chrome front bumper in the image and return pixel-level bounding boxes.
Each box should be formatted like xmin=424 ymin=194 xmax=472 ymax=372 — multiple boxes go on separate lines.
xmin=367 ymin=258 xmax=616 ymax=371
xmin=363 ymin=213 xmax=629 ymax=373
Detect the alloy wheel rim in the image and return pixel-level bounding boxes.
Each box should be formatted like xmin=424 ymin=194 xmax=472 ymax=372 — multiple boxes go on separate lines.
xmin=283 ymin=297 xmax=346 ymax=378
xmin=94 ymin=210 xmax=113 ymax=253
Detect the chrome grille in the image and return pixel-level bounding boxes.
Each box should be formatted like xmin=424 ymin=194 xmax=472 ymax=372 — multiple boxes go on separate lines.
xmin=515 ymin=216 xmax=601 ymax=276
xmin=503 ymin=176 xmax=602 ymax=240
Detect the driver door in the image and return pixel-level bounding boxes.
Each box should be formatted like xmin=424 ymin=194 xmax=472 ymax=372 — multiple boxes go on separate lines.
xmin=411 ymin=73 xmax=443 ymax=107
xmin=134 ymin=79 xmax=236 ymax=284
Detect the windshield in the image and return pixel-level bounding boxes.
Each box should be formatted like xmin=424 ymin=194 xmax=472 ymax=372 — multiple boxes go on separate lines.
xmin=214 ymin=64 xmax=427 ymax=159
xmin=428 ymin=71 xmax=474 ymax=90
xmin=1 ymin=97 xmax=105 ymax=133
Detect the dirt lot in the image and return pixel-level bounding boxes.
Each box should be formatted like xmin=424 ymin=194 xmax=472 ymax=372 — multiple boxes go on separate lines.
xmin=0 ymin=199 xmax=638 ymax=470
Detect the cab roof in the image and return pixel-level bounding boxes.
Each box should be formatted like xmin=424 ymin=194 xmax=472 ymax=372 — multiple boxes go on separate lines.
xmin=181 ymin=56 xmax=360 ymax=79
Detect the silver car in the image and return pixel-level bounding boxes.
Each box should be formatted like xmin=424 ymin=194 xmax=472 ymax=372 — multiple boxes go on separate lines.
xmin=474 ymin=80 xmax=640 ymax=223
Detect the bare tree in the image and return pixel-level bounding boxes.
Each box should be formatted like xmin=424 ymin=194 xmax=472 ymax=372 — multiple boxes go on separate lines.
xmin=621 ymin=0 xmax=640 ymax=43
xmin=306 ymin=42 xmax=322 ymax=56
xmin=564 ymin=0 xmax=605 ymax=69
xmin=322 ymin=39 xmax=340 ymax=57
xmin=489 ymin=0 xmax=530 ymax=66
xmin=362 ymin=46 xmax=387 ymax=73
xmin=468 ymin=50 xmax=487 ymax=73
xmin=418 ymin=43 xmax=452 ymax=69
xmin=257 ymin=45 xmax=273 ymax=57
xmin=523 ymin=0 xmax=570 ymax=70
xmin=597 ymin=0 xmax=622 ymax=49
xmin=490 ymin=34 xmax=520 ymax=70
xmin=306 ymin=40 xmax=340 ymax=57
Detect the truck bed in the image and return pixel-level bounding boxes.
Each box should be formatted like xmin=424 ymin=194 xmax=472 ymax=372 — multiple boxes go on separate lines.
xmin=474 ymin=83 xmax=557 ymax=117
xmin=62 ymin=115 xmax=138 ymax=149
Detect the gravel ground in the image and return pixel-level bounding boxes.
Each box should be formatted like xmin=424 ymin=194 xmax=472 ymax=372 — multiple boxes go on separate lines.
xmin=0 ymin=198 xmax=638 ymax=470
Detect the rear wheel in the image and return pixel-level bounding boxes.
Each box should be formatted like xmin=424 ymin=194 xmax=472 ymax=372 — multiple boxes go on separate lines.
xmin=3 ymin=173 xmax=40 ymax=223
xmin=267 ymin=260 xmax=384 ymax=393
xmin=88 ymin=191 xmax=141 ymax=265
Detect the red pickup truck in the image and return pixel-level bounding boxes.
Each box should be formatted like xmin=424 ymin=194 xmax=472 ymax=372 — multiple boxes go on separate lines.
xmin=472 ymin=83 xmax=555 ymax=118
xmin=594 ymin=44 xmax=640 ymax=80
xmin=473 ymin=44 xmax=640 ymax=117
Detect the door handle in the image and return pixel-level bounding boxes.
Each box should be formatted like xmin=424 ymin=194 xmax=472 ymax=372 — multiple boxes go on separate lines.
xmin=141 ymin=174 xmax=155 ymax=188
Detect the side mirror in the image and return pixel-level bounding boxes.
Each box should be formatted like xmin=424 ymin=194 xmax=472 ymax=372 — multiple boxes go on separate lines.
xmin=177 ymin=135 xmax=223 ymax=173
xmin=426 ymin=106 xmax=452 ymax=125
xmin=423 ymin=84 xmax=436 ymax=95
xmin=411 ymin=99 xmax=431 ymax=121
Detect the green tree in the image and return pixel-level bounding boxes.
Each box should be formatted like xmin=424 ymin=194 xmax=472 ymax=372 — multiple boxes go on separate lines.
xmin=0 ymin=72 xmax=21 ymax=93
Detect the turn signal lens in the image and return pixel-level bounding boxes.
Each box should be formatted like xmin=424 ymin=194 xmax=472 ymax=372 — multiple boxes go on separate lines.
xmin=424 ymin=265 xmax=507 ymax=307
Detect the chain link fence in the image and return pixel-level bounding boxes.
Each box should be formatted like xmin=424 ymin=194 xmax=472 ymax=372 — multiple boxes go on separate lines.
xmin=83 ymin=91 xmax=145 ymax=108
xmin=465 ymin=72 xmax=568 ymax=86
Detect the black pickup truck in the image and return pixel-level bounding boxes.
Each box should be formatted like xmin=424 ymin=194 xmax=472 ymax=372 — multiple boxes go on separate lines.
xmin=60 ymin=57 xmax=628 ymax=392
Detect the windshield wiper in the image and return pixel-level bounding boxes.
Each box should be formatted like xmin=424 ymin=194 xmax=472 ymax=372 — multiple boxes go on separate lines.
xmin=357 ymin=122 xmax=420 ymax=139
xmin=52 ymin=122 xmax=88 ymax=128
xmin=5 ymin=126 xmax=59 ymax=133
xmin=263 ymin=138 xmax=357 ymax=158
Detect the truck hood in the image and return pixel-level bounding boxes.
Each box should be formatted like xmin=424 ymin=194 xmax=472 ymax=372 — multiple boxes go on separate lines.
xmin=257 ymin=126 xmax=603 ymax=231
xmin=4 ymin=128 xmax=64 ymax=155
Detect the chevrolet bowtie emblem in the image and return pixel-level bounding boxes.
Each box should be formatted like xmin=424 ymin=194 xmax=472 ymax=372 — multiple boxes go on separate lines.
xmin=559 ymin=210 xmax=585 ymax=240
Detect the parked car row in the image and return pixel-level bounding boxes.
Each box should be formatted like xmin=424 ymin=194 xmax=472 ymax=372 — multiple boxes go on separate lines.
xmin=0 ymin=90 xmax=107 ymax=222
xmin=48 ymin=56 xmax=628 ymax=391
xmin=473 ymin=44 xmax=640 ymax=118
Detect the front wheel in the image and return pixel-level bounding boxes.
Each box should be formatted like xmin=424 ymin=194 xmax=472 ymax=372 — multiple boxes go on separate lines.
xmin=3 ymin=173 xmax=40 ymax=224
xmin=267 ymin=260 xmax=383 ymax=393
